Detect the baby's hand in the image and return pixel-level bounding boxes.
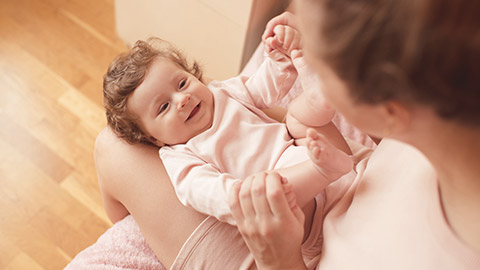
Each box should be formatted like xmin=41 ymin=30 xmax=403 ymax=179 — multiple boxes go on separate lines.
xmin=262 ymin=11 xmax=298 ymax=42
xmin=264 ymin=25 xmax=302 ymax=59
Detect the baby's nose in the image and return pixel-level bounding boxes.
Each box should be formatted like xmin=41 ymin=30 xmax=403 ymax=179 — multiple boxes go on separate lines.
xmin=176 ymin=93 xmax=191 ymax=109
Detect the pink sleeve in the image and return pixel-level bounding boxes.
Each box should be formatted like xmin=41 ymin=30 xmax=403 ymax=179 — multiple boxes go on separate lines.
xmin=159 ymin=147 xmax=240 ymax=225
xmin=242 ymin=50 xmax=298 ymax=109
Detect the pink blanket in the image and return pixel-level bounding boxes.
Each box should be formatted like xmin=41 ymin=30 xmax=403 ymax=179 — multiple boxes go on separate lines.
xmin=65 ymin=215 xmax=165 ymax=269
xmin=66 ymin=43 xmax=375 ymax=270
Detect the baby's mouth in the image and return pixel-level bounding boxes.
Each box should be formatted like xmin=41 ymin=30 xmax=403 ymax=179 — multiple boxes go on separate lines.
xmin=186 ymin=103 xmax=200 ymax=121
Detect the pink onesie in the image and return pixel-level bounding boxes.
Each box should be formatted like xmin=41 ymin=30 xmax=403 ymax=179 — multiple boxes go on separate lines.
xmin=159 ymin=50 xmax=310 ymax=225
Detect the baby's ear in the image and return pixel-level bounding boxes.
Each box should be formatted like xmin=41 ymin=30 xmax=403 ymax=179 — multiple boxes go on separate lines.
xmin=148 ymin=136 xmax=165 ymax=147
xmin=151 ymin=137 xmax=165 ymax=147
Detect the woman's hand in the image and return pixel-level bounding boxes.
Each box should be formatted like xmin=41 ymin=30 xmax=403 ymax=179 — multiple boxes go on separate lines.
xmin=229 ymin=172 xmax=308 ymax=270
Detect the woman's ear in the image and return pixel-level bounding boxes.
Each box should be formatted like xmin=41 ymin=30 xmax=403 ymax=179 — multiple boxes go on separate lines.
xmin=381 ymin=101 xmax=411 ymax=136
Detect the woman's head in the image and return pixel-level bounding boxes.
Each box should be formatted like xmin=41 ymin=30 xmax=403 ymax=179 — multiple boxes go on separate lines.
xmin=296 ymin=0 xmax=480 ymax=129
xmin=103 ymin=37 xmax=204 ymax=145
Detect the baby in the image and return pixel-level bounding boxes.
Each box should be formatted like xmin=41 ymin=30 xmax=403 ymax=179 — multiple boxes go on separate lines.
xmin=103 ymin=25 xmax=352 ymax=225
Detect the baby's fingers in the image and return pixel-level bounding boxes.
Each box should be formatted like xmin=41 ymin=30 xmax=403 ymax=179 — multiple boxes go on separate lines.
xmin=265 ymin=36 xmax=282 ymax=53
xmin=272 ymin=25 xmax=302 ymax=56
xmin=273 ymin=25 xmax=286 ymax=46
xmin=262 ymin=11 xmax=297 ymax=41
xmin=283 ymin=26 xmax=302 ymax=53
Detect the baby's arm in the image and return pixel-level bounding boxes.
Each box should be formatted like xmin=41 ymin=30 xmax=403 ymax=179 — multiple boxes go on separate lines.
xmin=160 ymin=148 xmax=241 ymax=225
xmin=160 ymin=149 xmax=296 ymax=225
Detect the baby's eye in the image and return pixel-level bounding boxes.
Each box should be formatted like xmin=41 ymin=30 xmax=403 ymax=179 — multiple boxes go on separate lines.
xmin=179 ymin=79 xmax=186 ymax=89
xmin=159 ymin=102 xmax=169 ymax=114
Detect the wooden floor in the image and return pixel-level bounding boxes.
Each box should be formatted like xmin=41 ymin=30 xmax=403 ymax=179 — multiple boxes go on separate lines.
xmin=0 ymin=0 xmax=129 ymax=268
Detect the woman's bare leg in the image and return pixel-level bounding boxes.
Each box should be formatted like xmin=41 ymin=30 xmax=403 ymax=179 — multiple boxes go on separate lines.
xmin=94 ymin=127 xmax=207 ymax=268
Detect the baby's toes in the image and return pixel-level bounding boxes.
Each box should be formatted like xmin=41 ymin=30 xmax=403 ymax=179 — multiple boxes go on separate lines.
xmin=308 ymin=140 xmax=322 ymax=161
xmin=306 ymin=128 xmax=319 ymax=140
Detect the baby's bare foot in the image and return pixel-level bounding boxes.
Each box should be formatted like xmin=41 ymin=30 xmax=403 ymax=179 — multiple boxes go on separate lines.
xmin=306 ymin=129 xmax=353 ymax=181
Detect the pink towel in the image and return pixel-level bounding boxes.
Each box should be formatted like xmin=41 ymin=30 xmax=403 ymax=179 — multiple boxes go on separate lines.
xmin=65 ymin=215 xmax=165 ymax=270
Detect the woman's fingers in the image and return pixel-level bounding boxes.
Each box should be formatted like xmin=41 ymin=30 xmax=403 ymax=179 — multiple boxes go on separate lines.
xmin=229 ymin=181 xmax=245 ymax=224
xmin=264 ymin=173 xmax=293 ymax=218
xmin=230 ymin=172 xmax=306 ymax=269
xmin=291 ymin=201 xmax=305 ymax=225
xmin=238 ymin=175 xmax=256 ymax=218
xmin=230 ymin=171 xmax=302 ymax=227
xmin=251 ymin=172 xmax=273 ymax=218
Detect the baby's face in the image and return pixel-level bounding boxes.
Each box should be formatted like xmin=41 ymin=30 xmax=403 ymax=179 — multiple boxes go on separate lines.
xmin=127 ymin=57 xmax=214 ymax=146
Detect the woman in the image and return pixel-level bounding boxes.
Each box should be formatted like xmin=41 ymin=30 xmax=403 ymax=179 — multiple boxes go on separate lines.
xmin=229 ymin=0 xmax=480 ymax=269
xmin=94 ymin=0 xmax=479 ymax=269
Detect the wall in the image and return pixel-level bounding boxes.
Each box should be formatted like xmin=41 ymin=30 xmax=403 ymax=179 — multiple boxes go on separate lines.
xmin=115 ymin=0 xmax=289 ymax=80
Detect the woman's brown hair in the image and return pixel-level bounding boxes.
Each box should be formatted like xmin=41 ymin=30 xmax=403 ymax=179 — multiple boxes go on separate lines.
xmin=103 ymin=37 xmax=203 ymax=145
xmin=309 ymin=0 xmax=480 ymax=126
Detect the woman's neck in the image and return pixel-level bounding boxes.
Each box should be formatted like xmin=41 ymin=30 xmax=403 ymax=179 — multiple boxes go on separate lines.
xmin=407 ymin=119 xmax=480 ymax=253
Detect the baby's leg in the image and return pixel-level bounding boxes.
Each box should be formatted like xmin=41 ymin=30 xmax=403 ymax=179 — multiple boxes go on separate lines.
xmin=306 ymin=128 xmax=353 ymax=181
xmin=286 ymin=56 xmax=336 ymax=141
xmin=289 ymin=56 xmax=336 ymax=127
xmin=286 ymin=93 xmax=335 ymax=138
xmin=274 ymin=141 xmax=351 ymax=209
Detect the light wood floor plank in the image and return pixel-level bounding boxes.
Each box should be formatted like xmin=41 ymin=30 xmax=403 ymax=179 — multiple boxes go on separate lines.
xmin=61 ymin=171 xmax=112 ymax=225
xmin=0 ymin=232 xmax=22 ymax=269
xmin=0 ymin=0 xmax=127 ymax=268
xmin=3 ymin=252 xmax=44 ymax=270
xmin=0 ymin=114 xmax=74 ymax=183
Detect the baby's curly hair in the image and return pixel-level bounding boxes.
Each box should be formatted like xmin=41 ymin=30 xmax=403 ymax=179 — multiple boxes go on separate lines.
xmin=103 ymin=37 xmax=203 ymax=145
